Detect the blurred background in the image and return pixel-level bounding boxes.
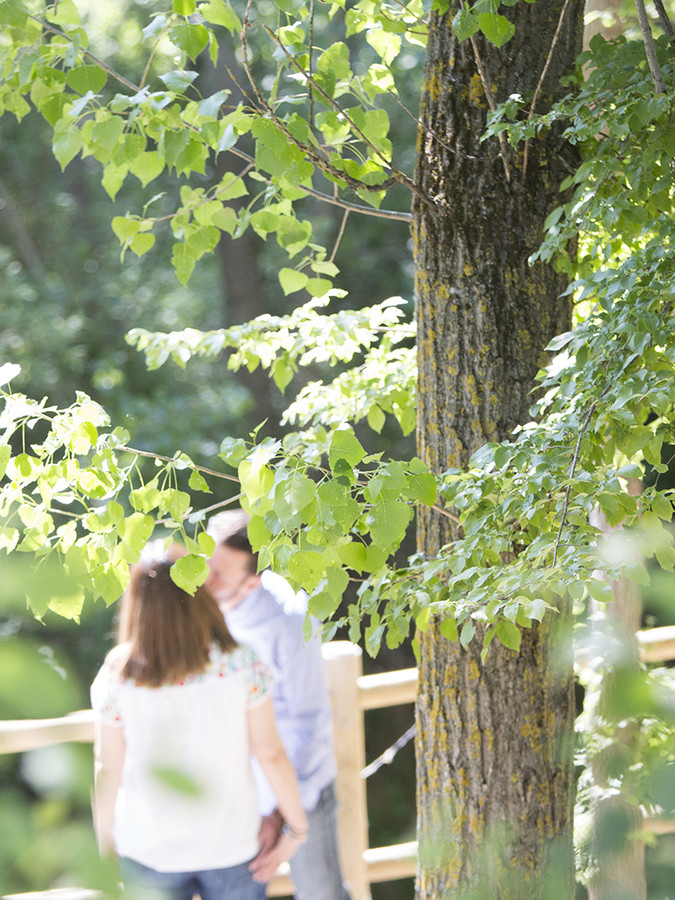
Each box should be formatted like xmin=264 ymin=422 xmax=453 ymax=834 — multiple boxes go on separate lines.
xmin=1 ymin=1 xmax=674 ymax=898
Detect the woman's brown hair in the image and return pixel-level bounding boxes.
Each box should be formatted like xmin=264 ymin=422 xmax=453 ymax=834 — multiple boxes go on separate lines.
xmin=117 ymin=543 xmax=237 ymax=687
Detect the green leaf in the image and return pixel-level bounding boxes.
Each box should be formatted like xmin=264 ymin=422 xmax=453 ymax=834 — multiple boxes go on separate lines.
xmin=279 ymin=268 xmax=309 ymax=296
xmin=160 ymin=70 xmax=200 ymax=92
xmin=477 ymin=13 xmax=515 ymax=47
xmin=219 ymin=437 xmax=248 ymax=468
xmin=129 ymin=482 xmax=161 ymax=513
xmin=66 ymin=65 xmax=107 ymax=95
xmin=198 ymin=0 xmax=241 ymax=32
xmin=162 ymin=489 xmax=191 ymax=523
xmin=366 ymin=28 xmax=401 ymax=66
xmin=198 ymin=532 xmax=216 ymax=557
xmin=130 ymin=233 xmax=155 ymax=257
xmin=367 ymin=404 xmax=386 ymax=434
xmin=310 ymin=566 xmax=349 ymax=619
xmin=0 ymin=526 xmax=19 ymax=553
xmin=274 ymin=472 xmax=315 ymax=527
xmin=102 ymin=162 xmax=128 ymax=200
xmin=495 ymin=620 xmax=521 ymax=652
xmin=152 ymin=764 xmax=201 ymax=796
xmin=169 ymin=22 xmax=210 ymax=61
xmin=452 ymin=9 xmax=479 ymax=41
xmin=171 ymin=554 xmax=210 ymax=594
xmin=0 ymin=444 xmax=12 ymax=481
xmin=289 ymin=550 xmax=325 ymax=590
xmin=586 ymin=577 xmax=614 ymax=604
xmin=368 ymin=499 xmax=412 ymax=552
xmin=0 ymin=0 xmax=29 ymax=27
xmin=0 ymin=363 xmax=21 ymax=387
xmin=238 ymin=459 xmax=275 ymax=506
xmin=189 ymin=469 xmax=211 ymax=492
xmin=117 ymin=513 xmax=154 ymax=555
xmin=112 ymin=215 xmax=141 ymax=244
xmin=337 ymin=542 xmax=368 ymax=573
xmin=172 ymin=242 xmax=197 ymax=286
xmin=173 ymin=0 xmax=196 ymax=15
xmin=329 ymin=429 xmax=366 ymax=469
xmin=198 ymin=90 xmax=230 ymax=118
xmin=459 ymin=620 xmax=476 ymax=649
xmin=129 ymin=150 xmax=164 ymax=187
xmin=440 ymin=617 xmax=458 ymax=642
xmin=52 ymin=119 xmax=82 ymax=170
xmin=92 ymin=116 xmax=126 ymax=152
xmin=305 ymin=278 xmax=332 ymax=298
xmin=405 ymin=460 xmax=437 ymax=505
xmin=416 ymin=607 xmax=431 ymax=633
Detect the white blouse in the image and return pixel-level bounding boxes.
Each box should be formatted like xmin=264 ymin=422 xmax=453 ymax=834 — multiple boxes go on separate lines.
xmin=91 ymin=643 xmax=273 ymax=873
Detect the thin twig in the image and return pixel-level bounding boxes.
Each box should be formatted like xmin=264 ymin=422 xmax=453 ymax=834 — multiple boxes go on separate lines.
xmin=29 ymin=16 xmax=140 ymax=93
xmin=458 ymin=1 xmax=511 ymax=183
xmin=241 ymin=6 xmax=399 ymax=196
xmin=33 ymin=12 xmax=412 ymax=224
xmin=634 ymin=0 xmax=667 ymax=93
xmin=521 ymin=0 xmax=572 ymax=186
xmin=552 ymin=398 xmax=602 ymax=566
xmin=222 ymin=144 xmax=412 ymax=220
xmin=432 ymin=503 xmax=460 ymax=525
xmin=140 ymin=21 xmax=173 ymax=90
xmin=155 ymin=493 xmax=246 ymax=526
xmin=119 ymin=446 xmax=241 ymax=483
xmin=259 ymin=23 xmax=435 ymax=210
xmin=329 ymin=209 xmax=350 ymax=264
xmin=308 ymin=0 xmax=316 ymax=135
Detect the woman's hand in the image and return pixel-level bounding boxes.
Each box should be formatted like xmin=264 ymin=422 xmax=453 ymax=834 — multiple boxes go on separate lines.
xmin=249 ymin=824 xmax=308 ymax=883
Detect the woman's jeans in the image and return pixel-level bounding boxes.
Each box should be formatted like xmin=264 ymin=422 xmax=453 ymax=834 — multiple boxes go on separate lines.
xmin=119 ymin=856 xmax=267 ymax=900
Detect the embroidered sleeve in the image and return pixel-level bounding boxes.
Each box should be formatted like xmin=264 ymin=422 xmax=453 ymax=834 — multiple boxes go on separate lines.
xmin=243 ymin=648 xmax=275 ymax=709
xmin=90 ymin=655 xmax=123 ymax=727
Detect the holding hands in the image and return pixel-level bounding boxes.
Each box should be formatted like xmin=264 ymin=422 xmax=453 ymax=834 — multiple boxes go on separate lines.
xmin=250 ymin=810 xmax=308 ymax=883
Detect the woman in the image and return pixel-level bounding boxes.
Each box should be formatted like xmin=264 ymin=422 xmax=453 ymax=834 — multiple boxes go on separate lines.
xmin=91 ymin=542 xmax=308 ymax=900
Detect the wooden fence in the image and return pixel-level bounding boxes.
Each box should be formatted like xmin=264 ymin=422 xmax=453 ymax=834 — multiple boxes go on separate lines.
xmin=2 ymin=625 xmax=675 ymax=900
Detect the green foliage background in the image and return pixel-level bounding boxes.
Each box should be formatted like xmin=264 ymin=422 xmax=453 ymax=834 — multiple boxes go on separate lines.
xmin=0 ymin=0 xmax=674 ymax=896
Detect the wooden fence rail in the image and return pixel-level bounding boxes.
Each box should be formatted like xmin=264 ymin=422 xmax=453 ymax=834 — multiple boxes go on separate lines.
xmin=3 ymin=626 xmax=675 ymax=900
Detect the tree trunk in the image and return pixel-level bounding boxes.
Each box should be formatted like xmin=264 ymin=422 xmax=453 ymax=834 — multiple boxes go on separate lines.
xmin=412 ymin=3 xmax=584 ymax=898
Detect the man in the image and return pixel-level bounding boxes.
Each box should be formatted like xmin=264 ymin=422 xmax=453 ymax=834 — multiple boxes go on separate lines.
xmin=206 ymin=509 xmax=351 ymax=900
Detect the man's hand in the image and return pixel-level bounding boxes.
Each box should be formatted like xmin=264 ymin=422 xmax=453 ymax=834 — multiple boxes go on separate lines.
xmin=249 ymin=812 xmax=307 ymax=883
xmin=249 ymin=831 xmax=302 ymax=883
xmin=257 ymin=810 xmax=283 ymax=857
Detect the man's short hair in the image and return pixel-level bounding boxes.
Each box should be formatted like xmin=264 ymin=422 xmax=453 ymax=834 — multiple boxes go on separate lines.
xmin=207 ymin=509 xmax=258 ymax=574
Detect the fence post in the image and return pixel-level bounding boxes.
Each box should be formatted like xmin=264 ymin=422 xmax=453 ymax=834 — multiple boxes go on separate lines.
xmin=322 ymin=642 xmax=370 ymax=900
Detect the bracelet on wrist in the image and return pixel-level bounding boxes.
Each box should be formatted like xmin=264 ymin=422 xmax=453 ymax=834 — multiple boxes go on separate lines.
xmin=281 ymin=823 xmax=308 ymax=843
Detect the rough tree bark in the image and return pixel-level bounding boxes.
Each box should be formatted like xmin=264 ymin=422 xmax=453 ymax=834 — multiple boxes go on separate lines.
xmin=412 ymin=3 xmax=584 ymax=898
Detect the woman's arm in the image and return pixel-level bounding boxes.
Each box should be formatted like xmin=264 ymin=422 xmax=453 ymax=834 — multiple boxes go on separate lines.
xmin=247 ymin=697 xmax=308 ymax=882
xmin=92 ymin=720 xmax=125 ymax=856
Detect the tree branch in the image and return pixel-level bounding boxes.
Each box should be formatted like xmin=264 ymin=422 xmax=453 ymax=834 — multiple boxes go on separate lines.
xmin=634 ymin=0 xmax=667 ymax=93
xmin=329 ymin=208 xmax=350 ymax=264
xmin=246 ymin=13 xmax=434 ymax=210
xmin=653 ymin=0 xmax=674 ymax=36
xmin=521 ymin=0 xmax=573 ymax=186
xmin=119 ymin=446 xmax=241 ymax=482
xmin=29 ymin=16 xmax=141 ymax=93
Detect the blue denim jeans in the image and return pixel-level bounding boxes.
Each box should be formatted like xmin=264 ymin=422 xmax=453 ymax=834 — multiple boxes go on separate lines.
xmin=119 ymin=856 xmax=267 ymax=900
xmin=288 ymin=782 xmax=351 ymax=900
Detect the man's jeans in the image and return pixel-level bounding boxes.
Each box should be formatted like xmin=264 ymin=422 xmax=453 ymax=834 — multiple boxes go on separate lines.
xmin=119 ymin=856 xmax=266 ymax=900
xmin=289 ymin=782 xmax=351 ymax=900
